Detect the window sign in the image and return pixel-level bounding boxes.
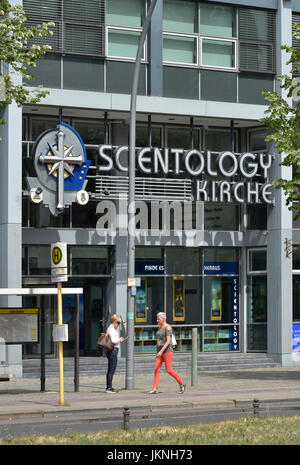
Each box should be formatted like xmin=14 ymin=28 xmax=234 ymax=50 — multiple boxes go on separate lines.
xmin=204 ymin=262 xmax=238 ymax=275
xmin=293 ymin=324 xmax=300 ymax=351
xmin=135 ymin=279 xmax=147 ymax=323
xmin=173 ymin=277 xmax=185 ymax=321
xmin=211 ymin=279 xmax=222 ymax=321
xmin=135 ymin=261 xmax=164 ymax=275
xmin=231 ymin=277 xmax=239 ymax=350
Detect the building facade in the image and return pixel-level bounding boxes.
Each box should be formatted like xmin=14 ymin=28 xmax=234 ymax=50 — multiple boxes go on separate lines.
xmin=1 ymin=0 xmax=300 ymax=376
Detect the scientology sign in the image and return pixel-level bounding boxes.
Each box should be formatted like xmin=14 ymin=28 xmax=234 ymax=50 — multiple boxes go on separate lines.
xmin=98 ymin=145 xmax=274 ymax=204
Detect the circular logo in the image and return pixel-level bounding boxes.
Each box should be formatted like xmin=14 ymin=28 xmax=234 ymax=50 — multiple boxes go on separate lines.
xmin=52 ymin=246 xmax=63 ymax=265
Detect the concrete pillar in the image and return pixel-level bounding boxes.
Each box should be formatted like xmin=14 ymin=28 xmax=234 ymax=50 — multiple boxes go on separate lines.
xmin=267 ymin=0 xmax=293 ymax=365
xmin=0 ymin=94 xmax=23 ymax=377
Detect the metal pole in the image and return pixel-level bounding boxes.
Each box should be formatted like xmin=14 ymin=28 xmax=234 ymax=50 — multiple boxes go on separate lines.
xmin=191 ymin=327 xmax=198 ymax=386
xmin=126 ymin=0 xmax=159 ymax=390
xmin=40 ymin=295 xmax=46 ymax=392
xmin=74 ymin=294 xmax=79 ymax=392
xmin=57 ymin=282 xmax=65 ymax=405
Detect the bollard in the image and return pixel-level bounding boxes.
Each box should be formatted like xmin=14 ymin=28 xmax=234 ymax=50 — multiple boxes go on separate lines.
xmin=123 ymin=406 xmax=130 ymax=430
xmin=253 ymin=398 xmax=259 ymax=417
xmin=191 ymin=327 xmax=198 ymax=386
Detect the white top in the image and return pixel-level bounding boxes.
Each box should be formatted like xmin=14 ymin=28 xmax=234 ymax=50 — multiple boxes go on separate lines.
xmin=107 ymin=324 xmax=121 ymax=348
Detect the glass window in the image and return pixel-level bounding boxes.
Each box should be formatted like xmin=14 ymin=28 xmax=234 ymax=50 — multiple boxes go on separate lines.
xmin=29 ymin=203 xmax=70 ymax=228
xmin=204 ymin=248 xmax=238 ymax=264
xmin=28 ymin=246 xmax=51 ymax=275
xmin=248 ymin=130 xmax=267 ymax=152
xmin=163 ymin=66 xmax=199 ymax=99
xmin=248 ymin=250 xmax=267 ymax=272
xmin=247 ymin=275 xmax=267 ymax=322
xmin=204 ymin=276 xmax=238 ymax=324
xmin=167 ymin=127 xmax=199 ymax=150
xmin=166 ymin=247 xmax=201 ymax=275
xmin=202 ymin=39 xmax=235 ymax=68
xmin=166 ymin=276 xmax=202 ymax=325
xmin=200 ymin=4 xmax=236 ymax=38
xmin=25 ymin=55 xmax=61 ymax=89
xmin=136 ymin=126 xmax=162 ymax=148
xmin=293 ymin=275 xmax=300 ymax=322
xmin=135 ymin=277 xmax=164 ymax=325
xmin=106 ymin=0 xmax=143 ymax=27
xmin=30 ymin=118 xmax=58 ymax=142
xmin=108 ymin=28 xmax=142 ymax=59
xmin=247 ymin=324 xmax=267 ymax=351
xmin=72 ymin=201 xmax=100 ymax=229
xmin=71 ymin=246 xmax=109 ymax=275
xmin=163 ymin=0 xmax=197 ymax=33
xmin=204 ymin=129 xmax=236 ymax=152
xmin=63 ymin=57 xmax=104 ymax=92
xmin=136 ymin=247 xmax=164 ymax=260
xmin=73 ymin=120 xmax=104 ymax=166
xmin=163 ymin=34 xmax=197 ymax=64
xmin=293 ymin=250 xmax=300 ymax=270
xmin=204 ymin=325 xmax=238 ymax=351
xmin=204 ymin=205 xmax=239 ymax=231
xmin=247 ymin=205 xmax=267 ymax=230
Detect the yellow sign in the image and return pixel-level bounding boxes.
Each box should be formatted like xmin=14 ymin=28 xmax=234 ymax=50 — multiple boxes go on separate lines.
xmin=52 ymin=246 xmax=63 ymax=265
xmin=0 ymin=308 xmax=38 ymax=315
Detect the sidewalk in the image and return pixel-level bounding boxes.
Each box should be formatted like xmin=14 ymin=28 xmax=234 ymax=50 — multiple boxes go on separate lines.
xmin=1 ymin=366 xmax=300 ymax=419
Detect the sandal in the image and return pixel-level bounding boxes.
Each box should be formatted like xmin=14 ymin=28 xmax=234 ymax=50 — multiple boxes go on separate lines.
xmin=148 ymin=389 xmax=158 ymax=394
xmin=179 ymin=383 xmax=186 ymax=394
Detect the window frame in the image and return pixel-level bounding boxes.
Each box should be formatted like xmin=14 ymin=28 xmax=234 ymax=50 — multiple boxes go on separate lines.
xmin=106 ymin=26 xmax=146 ymax=61
xmin=162 ymin=32 xmax=199 ymax=66
xmin=247 ymin=248 xmax=267 ymax=275
xmin=200 ymin=36 xmax=237 ymax=71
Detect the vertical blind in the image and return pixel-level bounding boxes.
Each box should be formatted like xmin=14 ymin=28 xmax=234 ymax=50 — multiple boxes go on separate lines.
xmin=23 ymin=0 xmax=106 ymax=57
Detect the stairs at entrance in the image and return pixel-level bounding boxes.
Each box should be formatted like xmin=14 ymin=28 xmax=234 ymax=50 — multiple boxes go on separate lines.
xmin=22 ymin=353 xmax=280 ymax=379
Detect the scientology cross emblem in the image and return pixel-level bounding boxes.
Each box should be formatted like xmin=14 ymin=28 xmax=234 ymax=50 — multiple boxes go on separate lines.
xmin=28 ymin=122 xmax=91 ymax=216
xmin=39 ymin=129 xmax=84 ymax=212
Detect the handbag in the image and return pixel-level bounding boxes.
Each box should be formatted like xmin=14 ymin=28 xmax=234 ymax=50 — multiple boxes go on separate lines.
xmin=97 ymin=333 xmax=115 ymax=351
xmin=171 ymin=333 xmax=177 ymax=349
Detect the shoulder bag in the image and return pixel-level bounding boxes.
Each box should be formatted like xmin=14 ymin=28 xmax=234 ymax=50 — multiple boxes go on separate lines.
xmin=97 ymin=332 xmax=115 ymax=351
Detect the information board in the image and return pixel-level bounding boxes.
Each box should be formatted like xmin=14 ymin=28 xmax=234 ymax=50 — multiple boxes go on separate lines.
xmin=0 ymin=308 xmax=38 ymax=343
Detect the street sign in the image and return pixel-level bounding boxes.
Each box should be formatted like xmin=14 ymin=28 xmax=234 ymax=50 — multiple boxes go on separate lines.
xmin=51 ymin=242 xmax=68 ymax=283
xmin=127 ymin=277 xmax=136 ymax=287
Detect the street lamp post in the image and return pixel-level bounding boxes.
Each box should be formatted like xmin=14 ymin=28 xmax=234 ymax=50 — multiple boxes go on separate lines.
xmin=126 ymin=0 xmax=159 ymax=390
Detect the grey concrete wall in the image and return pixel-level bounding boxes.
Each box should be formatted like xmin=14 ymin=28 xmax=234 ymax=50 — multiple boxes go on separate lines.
xmin=267 ymin=0 xmax=293 ymax=366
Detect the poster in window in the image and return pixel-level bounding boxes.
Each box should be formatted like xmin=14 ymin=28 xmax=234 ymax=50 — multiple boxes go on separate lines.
xmin=211 ymin=278 xmax=222 ymax=321
xmin=135 ymin=278 xmax=147 ymax=323
xmin=173 ymin=277 xmax=185 ymax=321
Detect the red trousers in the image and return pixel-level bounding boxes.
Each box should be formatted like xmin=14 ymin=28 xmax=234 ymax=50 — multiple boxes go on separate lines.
xmin=154 ymin=351 xmax=183 ymax=389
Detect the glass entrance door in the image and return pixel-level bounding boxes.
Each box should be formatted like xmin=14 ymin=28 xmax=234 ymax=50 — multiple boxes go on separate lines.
xmin=83 ymin=281 xmax=105 ymax=355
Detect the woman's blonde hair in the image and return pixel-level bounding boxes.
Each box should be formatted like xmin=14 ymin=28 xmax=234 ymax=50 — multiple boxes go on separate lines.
xmin=157 ymin=312 xmax=166 ymax=320
xmin=110 ymin=314 xmax=122 ymax=324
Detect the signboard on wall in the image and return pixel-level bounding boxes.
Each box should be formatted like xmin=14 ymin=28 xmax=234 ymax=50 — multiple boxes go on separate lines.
xmin=204 ymin=262 xmax=238 ymax=275
xmin=135 ymin=261 xmax=164 ymax=275
xmin=0 ymin=308 xmax=38 ymax=343
xmin=293 ymin=323 xmax=300 ymax=351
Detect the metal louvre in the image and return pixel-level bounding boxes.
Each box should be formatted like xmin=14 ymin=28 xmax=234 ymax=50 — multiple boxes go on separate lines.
xmin=239 ymin=42 xmax=274 ymax=73
xmin=95 ymin=176 xmax=193 ymax=201
xmin=23 ymin=0 xmax=106 ymax=57
xmin=239 ymin=7 xmax=276 ymax=73
xmin=292 ymin=14 xmax=300 ymax=49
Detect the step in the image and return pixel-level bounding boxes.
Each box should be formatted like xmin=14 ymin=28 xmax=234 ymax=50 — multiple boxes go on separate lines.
xmin=22 ymin=353 xmax=280 ymax=378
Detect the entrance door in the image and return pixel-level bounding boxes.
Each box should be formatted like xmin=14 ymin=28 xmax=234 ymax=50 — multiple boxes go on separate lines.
xmin=83 ymin=281 xmax=105 ymax=355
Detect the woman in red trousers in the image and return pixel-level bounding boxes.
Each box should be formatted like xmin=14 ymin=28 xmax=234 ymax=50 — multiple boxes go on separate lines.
xmin=148 ymin=312 xmax=186 ymax=394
